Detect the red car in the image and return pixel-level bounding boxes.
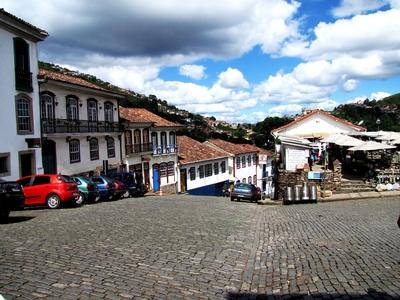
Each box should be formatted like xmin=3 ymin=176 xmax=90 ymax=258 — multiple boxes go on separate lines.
xmin=17 ymin=174 xmax=80 ymax=209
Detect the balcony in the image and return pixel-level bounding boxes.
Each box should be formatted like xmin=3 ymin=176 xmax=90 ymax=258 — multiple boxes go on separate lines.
xmin=15 ymin=69 xmax=33 ymax=92
xmin=41 ymin=118 xmax=122 ymax=134
xmin=125 ymin=143 xmax=153 ymax=155
xmin=152 ymin=145 xmax=179 ymax=156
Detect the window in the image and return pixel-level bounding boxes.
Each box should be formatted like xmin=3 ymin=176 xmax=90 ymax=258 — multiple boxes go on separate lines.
xmin=242 ymin=156 xmax=246 ymax=168
xmin=242 ymin=178 xmax=246 ymax=183
xmin=14 ymin=37 xmax=32 ymax=92
xmin=66 ymin=96 xmax=79 ymax=120
xmin=104 ymin=102 xmax=114 ymax=123
xmin=133 ymin=129 xmax=141 ymax=152
xmin=161 ymin=132 xmax=167 ymax=151
xmin=160 ymin=163 xmax=167 ymax=177
xmin=89 ymin=138 xmax=99 ymax=160
xmin=167 ymin=161 xmax=174 ymax=176
xmin=32 ymin=176 xmax=51 ymax=186
xmin=205 ymin=164 xmax=212 ymax=177
xmin=236 ymin=157 xmax=240 ymax=169
xmin=253 ymin=175 xmax=257 ymax=185
xmin=107 ymin=137 xmax=115 ymax=158
xmin=214 ymin=162 xmax=219 ymax=175
xmin=198 ymin=165 xmax=204 ymax=179
xmin=248 ymin=176 xmax=252 ymax=184
xmin=169 ymin=131 xmax=176 ymax=146
xmin=40 ymin=93 xmax=54 ymax=120
xmin=252 ymin=154 xmax=257 ymax=165
xmin=0 ymin=153 xmax=11 ymax=176
xmin=189 ymin=167 xmax=195 ymax=180
xmin=87 ymin=99 xmax=98 ymax=132
xmin=221 ymin=161 xmax=226 ymax=173
xmin=151 ymin=132 xmax=158 ymax=147
xmin=143 ymin=129 xmax=149 ymax=143
xmin=247 ymin=155 xmax=251 ymax=167
xmin=69 ymin=139 xmax=80 ymax=163
xmin=125 ymin=130 xmax=132 ymax=154
xmin=16 ymin=95 xmax=33 ymax=134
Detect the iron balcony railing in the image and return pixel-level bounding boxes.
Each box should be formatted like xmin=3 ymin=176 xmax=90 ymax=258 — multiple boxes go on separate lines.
xmin=15 ymin=69 xmax=33 ymax=92
xmin=152 ymin=145 xmax=179 ymax=155
xmin=125 ymin=143 xmax=153 ymax=155
xmin=41 ymin=118 xmax=122 ymax=134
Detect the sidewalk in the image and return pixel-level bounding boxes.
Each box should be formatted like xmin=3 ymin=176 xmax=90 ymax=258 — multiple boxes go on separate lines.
xmin=258 ymin=190 xmax=400 ymax=205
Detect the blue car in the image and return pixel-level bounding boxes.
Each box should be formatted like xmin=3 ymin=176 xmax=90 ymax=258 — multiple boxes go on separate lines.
xmin=90 ymin=176 xmax=116 ymax=201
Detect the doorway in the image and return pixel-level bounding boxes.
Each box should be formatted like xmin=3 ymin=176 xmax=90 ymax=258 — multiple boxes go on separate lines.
xmin=42 ymin=139 xmax=57 ymax=174
xmin=180 ymin=168 xmax=187 ymax=193
xmin=152 ymin=164 xmax=160 ymax=192
xmin=19 ymin=151 xmax=35 ymax=177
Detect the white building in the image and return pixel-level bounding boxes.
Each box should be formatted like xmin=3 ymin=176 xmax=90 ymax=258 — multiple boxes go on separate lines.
xmin=205 ymin=139 xmax=260 ymax=186
xmin=177 ymin=136 xmax=230 ymax=195
xmin=38 ymin=69 xmax=125 ymax=175
xmin=0 ymin=9 xmax=48 ymax=180
xmin=119 ymin=107 xmax=182 ymax=193
xmin=271 ymin=109 xmax=366 ymax=139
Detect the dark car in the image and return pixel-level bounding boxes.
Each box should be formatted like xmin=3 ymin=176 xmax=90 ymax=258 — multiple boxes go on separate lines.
xmin=0 ymin=179 xmax=25 ymax=221
xmin=222 ymin=180 xmax=234 ymax=197
xmin=90 ymin=176 xmax=116 ymax=201
xmin=112 ymin=179 xmax=129 ymax=199
xmin=230 ymin=183 xmax=261 ymax=203
xmin=107 ymin=172 xmax=147 ymax=197
xmin=71 ymin=176 xmax=100 ymax=204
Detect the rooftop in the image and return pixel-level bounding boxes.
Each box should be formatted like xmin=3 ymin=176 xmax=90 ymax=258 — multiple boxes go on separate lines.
xmin=207 ymin=139 xmax=259 ymax=155
xmin=178 ymin=136 xmax=229 ymax=165
xmin=119 ymin=107 xmax=180 ymax=127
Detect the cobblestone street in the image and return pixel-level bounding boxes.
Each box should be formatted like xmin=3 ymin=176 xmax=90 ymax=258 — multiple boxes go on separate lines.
xmin=1 ymin=196 xmax=400 ymax=299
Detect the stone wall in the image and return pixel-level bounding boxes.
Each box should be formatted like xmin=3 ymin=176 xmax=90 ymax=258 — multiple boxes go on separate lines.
xmin=160 ymin=183 xmax=177 ymax=194
xmin=276 ymin=170 xmax=307 ymax=200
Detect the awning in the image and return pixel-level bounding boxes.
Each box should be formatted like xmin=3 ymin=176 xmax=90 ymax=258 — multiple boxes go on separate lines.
xmin=348 ymin=141 xmax=396 ymax=151
xmin=321 ymin=134 xmax=364 ymax=147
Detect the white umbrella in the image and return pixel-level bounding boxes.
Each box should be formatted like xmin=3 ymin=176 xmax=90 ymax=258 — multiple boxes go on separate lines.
xmin=321 ymin=134 xmax=364 ymax=146
xmin=375 ymin=131 xmax=400 ymax=141
xmin=348 ymin=141 xmax=396 ymax=151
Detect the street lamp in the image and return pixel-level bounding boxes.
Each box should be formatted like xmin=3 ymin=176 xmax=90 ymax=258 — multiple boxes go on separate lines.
xmin=376 ymin=118 xmax=381 ymax=131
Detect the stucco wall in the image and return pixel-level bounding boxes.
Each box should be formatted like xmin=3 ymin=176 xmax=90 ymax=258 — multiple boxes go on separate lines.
xmin=233 ymin=154 xmax=258 ymax=183
xmin=0 ymin=28 xmax=43 ymax=180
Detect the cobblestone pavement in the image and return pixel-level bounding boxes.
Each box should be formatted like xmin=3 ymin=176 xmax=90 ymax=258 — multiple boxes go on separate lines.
xmin=1 ymin=196 xmax=399 ymax=300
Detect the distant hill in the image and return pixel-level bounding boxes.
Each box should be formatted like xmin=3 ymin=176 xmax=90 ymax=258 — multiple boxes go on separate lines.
xmin=332 ymin=93 xmax=400 ymax=131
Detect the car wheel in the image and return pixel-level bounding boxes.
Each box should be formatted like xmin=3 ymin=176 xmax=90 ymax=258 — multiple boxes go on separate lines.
xmin=0 ymin=208 xmax=10 ymax=222
xmin=46 ymin=194 xmax=61 ymax=209
xmin=123 ymin=191 xmax=130 ymax=198
xmin=75 ymin=193 xmax=84 ymax=206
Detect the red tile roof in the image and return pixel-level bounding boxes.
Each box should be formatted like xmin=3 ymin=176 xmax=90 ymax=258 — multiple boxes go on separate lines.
xmin=119 ymin=107 xmax=180 ymax=127
xmin=39 ymin=69 xmax=110 ymax=92
xmin=271 ymin=109 xmax=366 ymax=134
xmin=178 ymin=136 xmax=229 ymax=165
xmin=0 ymin=8 xmax=48 ymax=40
xmin=207 ymin=139 xmax=259 ymax=155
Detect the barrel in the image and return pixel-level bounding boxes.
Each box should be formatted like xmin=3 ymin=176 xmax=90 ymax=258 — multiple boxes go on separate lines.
xmin=294 ymin=185 xmax=302 ymax=202
xmin=310 ymin=184 xmax=318 ymax=202
xmin=285 ymin=186 xmax=294 ymax=204
xmin=302 ymin=182 xmax=310 ymax=201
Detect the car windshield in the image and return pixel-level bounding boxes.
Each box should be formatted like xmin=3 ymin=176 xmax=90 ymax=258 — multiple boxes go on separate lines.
xmin=234 ymin=183 xmax=251 ymax=191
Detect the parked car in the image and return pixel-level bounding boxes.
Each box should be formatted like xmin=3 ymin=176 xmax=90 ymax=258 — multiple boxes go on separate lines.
xmin=230 ymin=183 xmax=261 ymax=203
xmin=0 ymin=179 xmax=25 ymax=221
xmin=111 ymin=178 xmax=128 ymax=199
xmin=107 ymin=172 xmax=147 ymax=197
xmin=90 ymin=176 xmax=116 ymax=201
xmin=17 ymin=174 xmax=80 ymax=209
xmin=71 ymin=176 xmax=100 ymax=204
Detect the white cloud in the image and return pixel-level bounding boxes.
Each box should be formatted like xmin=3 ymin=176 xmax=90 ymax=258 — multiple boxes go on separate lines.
xmin=346 ymin=91 xmax=391 ymax=103
xmin=342 ymin=79 xmax=358 ymax=91
xmin=268 ymin=104 xmax=303 ymax=117
xmin=179 ymin=64 xmax=206 ymax=80
xmin=218 ymin=68 xmax=249 ymax=89
xmin=331 ymin=0 xmax=387 ymax=18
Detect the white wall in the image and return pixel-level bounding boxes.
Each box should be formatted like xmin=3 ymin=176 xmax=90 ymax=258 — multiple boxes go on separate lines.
xmin=182 ymin=157 xmax=230 ymax=191
xmin=0 ymin=28 xmax=43 ymax=180
xmin=232 ymin=154 xmax=258 ymax=183
xmin=39 ymin=83 xmax=119 ymax=122
xmin=280 ymin=114 xmax=360 ymax=138
xmin=52 ymin=135 xmax=121 ymax=175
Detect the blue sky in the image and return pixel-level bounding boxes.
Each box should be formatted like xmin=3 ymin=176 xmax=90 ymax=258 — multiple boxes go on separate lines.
xmin=3 ymin=0 xmax=400 ymax=122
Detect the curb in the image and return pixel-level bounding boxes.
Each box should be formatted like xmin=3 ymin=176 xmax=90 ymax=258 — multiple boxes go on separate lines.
xmin=318 ymin=191 xmax=400 ymax=203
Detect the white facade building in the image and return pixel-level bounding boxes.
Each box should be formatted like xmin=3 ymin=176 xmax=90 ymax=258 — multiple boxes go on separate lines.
xmin=177 ymin=136 xmax=230 ymax=195
xmin=0 ymin=9 xmax=48 ymax=180
xmin=38 ymin=69 xmax=124 ymax=175
xmin=119 ymin=107 xmax=181 ymax=193
xmin=272 ymin=109 xmax=366 ymax=139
